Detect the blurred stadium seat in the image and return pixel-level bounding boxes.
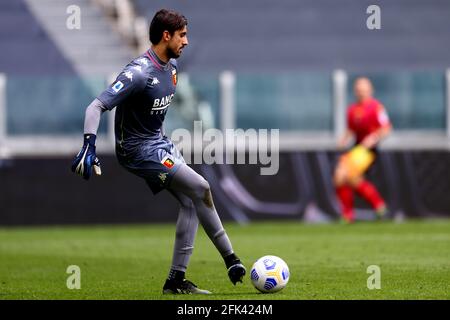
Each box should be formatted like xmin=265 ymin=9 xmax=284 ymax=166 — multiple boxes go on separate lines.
xmin=133 ymin=0 xmax=450 ymax=72
xmin=0 ymin=0 xmax=75 ymax=74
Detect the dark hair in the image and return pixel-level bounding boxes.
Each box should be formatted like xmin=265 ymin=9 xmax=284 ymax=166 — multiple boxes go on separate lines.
xmin=149 ymin=9 xmax=188 ymax=45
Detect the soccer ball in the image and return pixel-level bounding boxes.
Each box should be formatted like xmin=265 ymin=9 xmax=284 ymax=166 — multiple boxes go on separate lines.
xmin=250 ymin=255 xmax=290 ymax=293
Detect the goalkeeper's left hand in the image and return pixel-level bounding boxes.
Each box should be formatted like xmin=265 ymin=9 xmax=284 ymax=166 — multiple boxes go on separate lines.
xmin=71 ymin=134 xmax=102 ymax=180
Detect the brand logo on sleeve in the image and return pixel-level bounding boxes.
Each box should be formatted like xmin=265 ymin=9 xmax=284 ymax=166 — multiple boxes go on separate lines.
xmin=137 ymin=58 xmax=148 ymax=66
xmin=124 ymin=71 xmax=133 ymax=81
xmin=112 ymin=81 xmax=124 ymax=93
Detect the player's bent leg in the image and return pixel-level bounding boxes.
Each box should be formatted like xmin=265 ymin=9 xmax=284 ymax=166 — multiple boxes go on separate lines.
xmin=169 ymin=164 xmax=246 ymax=285
xmin=169 ymin=165 xmax=232 ymax=256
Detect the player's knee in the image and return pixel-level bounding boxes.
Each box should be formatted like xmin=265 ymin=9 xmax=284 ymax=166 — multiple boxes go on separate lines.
xmin=194 ymin=178 xmax=214 ymax=208
xmin=192 ymin=177 xmax=210 ymax=198
xmin=348 ymin=175 xmax=363 ymax=188
xmin=199 ymin=178 xmax=210 ymax=194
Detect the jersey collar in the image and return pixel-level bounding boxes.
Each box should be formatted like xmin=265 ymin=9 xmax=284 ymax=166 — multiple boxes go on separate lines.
xmin=146 ymin=49 xmax=170 ymax=71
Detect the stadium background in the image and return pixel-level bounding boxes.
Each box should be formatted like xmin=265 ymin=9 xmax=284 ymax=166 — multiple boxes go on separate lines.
xmin=1 ymin=0 xmax=450 ymax=226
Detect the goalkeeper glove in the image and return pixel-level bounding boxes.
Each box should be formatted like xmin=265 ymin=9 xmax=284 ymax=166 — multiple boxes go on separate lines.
xmin=71 ymin=134 xmax=102 ymax=180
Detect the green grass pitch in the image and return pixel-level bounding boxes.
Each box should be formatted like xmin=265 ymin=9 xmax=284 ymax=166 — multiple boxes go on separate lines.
xmin=0 ymin=220 xmax=449 ymax=300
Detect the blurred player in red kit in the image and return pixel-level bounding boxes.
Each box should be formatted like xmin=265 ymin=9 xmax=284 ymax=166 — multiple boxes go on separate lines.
xmin=334 ymin=77 xmax=392 ymax=223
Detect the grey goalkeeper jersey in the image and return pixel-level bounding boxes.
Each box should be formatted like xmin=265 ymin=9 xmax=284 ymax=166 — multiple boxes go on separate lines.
xmin=97 ymin=49 xmax=178 ymax=158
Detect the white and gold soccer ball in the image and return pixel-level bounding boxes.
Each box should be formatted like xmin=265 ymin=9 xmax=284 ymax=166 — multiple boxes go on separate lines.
xmin=250 ymin=255 xmax=290 ymax=293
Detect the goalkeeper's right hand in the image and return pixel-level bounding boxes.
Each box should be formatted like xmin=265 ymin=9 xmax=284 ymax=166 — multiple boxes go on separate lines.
xmin=71 ymin=134 xmax=102 ymax=180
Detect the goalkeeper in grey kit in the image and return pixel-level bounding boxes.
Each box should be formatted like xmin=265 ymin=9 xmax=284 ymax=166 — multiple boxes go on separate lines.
xmin=71 ymin=9 xmax=246 ymax=294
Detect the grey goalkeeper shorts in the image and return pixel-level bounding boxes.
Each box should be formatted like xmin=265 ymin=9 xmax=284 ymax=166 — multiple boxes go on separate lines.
xmin=117 ymin=137 xmax=185 ymax=194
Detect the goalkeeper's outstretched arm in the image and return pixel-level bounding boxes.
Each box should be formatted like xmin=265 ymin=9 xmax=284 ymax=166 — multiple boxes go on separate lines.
xmin=71 ymin=99 xmax=107 ymax=180
xmin=84 ymin=98 xmax=106 ymax=135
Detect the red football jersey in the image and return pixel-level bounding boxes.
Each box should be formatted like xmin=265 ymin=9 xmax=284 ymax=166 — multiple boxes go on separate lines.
xmin=347 ymin=98 xmax=390 ymax=144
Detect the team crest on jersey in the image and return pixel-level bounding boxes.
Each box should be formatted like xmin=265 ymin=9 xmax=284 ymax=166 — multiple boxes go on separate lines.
xmin=172 ymin=69 xmax=177 ymax=85
xmin=161 ymin=155 xmax=175 ymax=169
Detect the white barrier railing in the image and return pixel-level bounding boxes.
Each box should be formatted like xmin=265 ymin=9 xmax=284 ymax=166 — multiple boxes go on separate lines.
xmin=333 ymin=69 xmax=347 ymax=140
xmin=219 ymin=71 xmax=236 ymax=131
